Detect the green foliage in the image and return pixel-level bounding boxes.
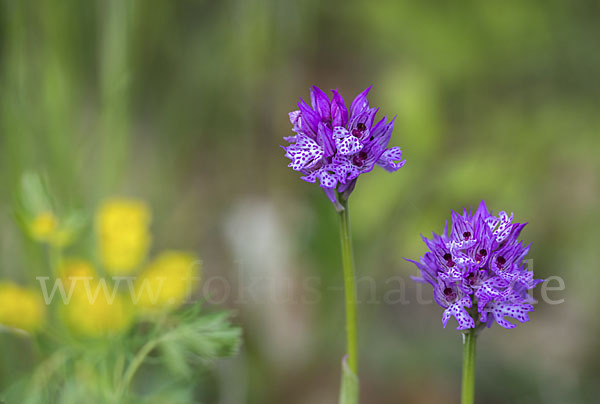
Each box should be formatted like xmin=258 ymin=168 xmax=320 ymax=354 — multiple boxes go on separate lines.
xmin=1 ymin=307 xmax=241 ymax=404
xmin=159 ymin=309 xmax=242 ymax=378
xmin=1 ymin=171 xmax=241 ymax=402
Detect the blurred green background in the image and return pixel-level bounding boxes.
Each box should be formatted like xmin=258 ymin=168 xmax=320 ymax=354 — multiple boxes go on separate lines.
xmin=1 ymin=0 xmax=599 ymax=403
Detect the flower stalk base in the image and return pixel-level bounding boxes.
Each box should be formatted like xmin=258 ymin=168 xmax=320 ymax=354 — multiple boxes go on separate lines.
xmin=461 ymin=328 xmax=477 ymax=404
xmin=338 ymin=197 xmax=359 ymax=403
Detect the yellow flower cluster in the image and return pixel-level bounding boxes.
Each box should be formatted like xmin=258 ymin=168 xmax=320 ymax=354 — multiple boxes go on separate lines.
xmin=6 ymin=197 xmax=202 ymax=339
xmin=0 ymin=283 xmax=45 ymax=332
xmin=59 ymin=258 xmax=132 ymax=337
xmin=59 ymin=252 xmax=200 ymax=337
xmin=58 ymin=258 xmax=97 ymax=292
xmin=135 ymin=251 xmax=200 ymax=311
xmin=96 ymin=199 xmax=152 ymax=275
xmin=55 ymin=199 xmax=201 ymax=337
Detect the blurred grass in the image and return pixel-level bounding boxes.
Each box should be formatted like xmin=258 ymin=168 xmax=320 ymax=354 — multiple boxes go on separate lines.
xmin=1 ymin=0 xmax=599 ymax=403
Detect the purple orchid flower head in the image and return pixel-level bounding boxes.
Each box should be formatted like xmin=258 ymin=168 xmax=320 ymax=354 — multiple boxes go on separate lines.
xmin=282 ymin=86 xmax=405 ymax=210
xmin=408 ymin=201 xmax=543 ymax=331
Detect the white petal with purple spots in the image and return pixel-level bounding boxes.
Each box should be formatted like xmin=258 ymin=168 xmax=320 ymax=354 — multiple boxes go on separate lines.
xmin=331 ymin=156 xmax=360 ymax=184
xmin=289 ymin=110 xmax=302 ymax=133
xmin=377 ymin=147 xmax=406 ymax=172
xmin=485 ymin=216 xmax=500 ymax=231
xmin=286 ymin=134 xmax=324 ymax=171
xmin=333 ymin=126 xmax=363 ymax=156
xmin=442 ymin=297 xmax=475 ymax=330
xmin=318 ymin=168 xmax=338 ymax=189
xmin=494 ymin=211 xmax=514 ymax=242
xmin=481 ymin=302 xmax=533 ymax=329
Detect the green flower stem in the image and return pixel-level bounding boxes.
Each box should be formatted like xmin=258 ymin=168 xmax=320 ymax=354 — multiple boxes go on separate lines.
xmin=116 ymin=314 xmax=168 ymax=399
xmin=338 ymin=198 xmax=358 ymax=375
xmin=117 ymin=336 xmax=163 ymax=399
xmin=461 ymin=328 xmax=477 ymax=404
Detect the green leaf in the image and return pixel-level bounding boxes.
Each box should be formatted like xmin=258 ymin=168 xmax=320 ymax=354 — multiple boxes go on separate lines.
xmin=157 ymin=308 xmax=242 ymax=378
xmin=160 ymin=338 xmax=191 ymax=377
xmin=339 ymin=357 xmax=359 ymax=404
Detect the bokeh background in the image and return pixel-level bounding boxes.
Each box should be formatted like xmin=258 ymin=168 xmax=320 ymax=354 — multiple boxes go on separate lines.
xmin=1 ymin=0 xmax=599 ymax=403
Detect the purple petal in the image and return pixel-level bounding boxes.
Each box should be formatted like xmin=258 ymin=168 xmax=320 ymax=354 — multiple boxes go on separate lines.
xmin=405 ymin=257 xmax=439 ymax=285
xmin=297 ymin=98 xmax=320 ymax=137
xmin=369 ymin=116 xmax=389 ymax=144
xmin=349 ymin=107 xmax=379 ymax=133
xmin=310 ymin=86 xmax=332 ymax=122
xmin=473 ymin=200 xmax=490 ymax=223
xmin=300 ymin=170 xmax=318 ymax=183
xmin=377 ymin=147 xmax=406 ymax=172
xmin=322 ymin=187 xmax=343 ymax=211
xmin=349 ymin=86 xmax=372 ymax=118
xmin=317 ymin=122 xmax=335 ymax=157
xmin=338 ymin=178 xmax=357 ymax=197
xmin=330 ymin=89 xmax=348 ymax=127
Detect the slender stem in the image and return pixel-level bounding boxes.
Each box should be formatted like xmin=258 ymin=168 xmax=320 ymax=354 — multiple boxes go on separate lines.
xmin=338 ymin=198 xmax=358 ymax=374
xmin=461 ymin=328 xmax=477 ymax=404
xmin=116 ymin=314 xmax=169 ymax=399
xmin=116 ymin=337 xmax=162 ymax=398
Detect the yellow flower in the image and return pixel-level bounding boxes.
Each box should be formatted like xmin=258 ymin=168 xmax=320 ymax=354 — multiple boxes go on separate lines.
xmin=59 ymin=259 xmax=132 ymax=337
xmin=134 ymin=251 xmax=200 ymax=311
xmin=0 ymin=282 xmax=45 ymax=332
xmin=58 ymin=258 xmax=97 ymax=294
xmin=96 ymin=198 xmax=152 ymax=275
xmin=30 ymin=211 xmax=58 ymax=242
xmin=62 ymin=279 xmax=133 ymax=337
xmin=28 ymin=211 xmax=77 ymax=247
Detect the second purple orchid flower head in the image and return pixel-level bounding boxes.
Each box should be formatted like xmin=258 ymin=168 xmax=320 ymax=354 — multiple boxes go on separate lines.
xmin=409 ymin=201 xmax=543 ymax=331
xmin=283 ymin=86 xmax=405 ymax=209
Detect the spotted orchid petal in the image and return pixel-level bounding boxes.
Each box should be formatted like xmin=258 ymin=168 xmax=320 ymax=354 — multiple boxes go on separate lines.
xmin=442 ymin=297 xmax=475 ymax=330
xmin=333 ymin=126 xmax=363 ymax=156
xmin=480 ymin=302 xmax=533 ymax=329
xmin=377 ymin=147 xmax=406 ymax=172
xmin=289 ymin=110 xmax=302 ymax=133
xmin=285 ymin=134 xmax=324 ymax=171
